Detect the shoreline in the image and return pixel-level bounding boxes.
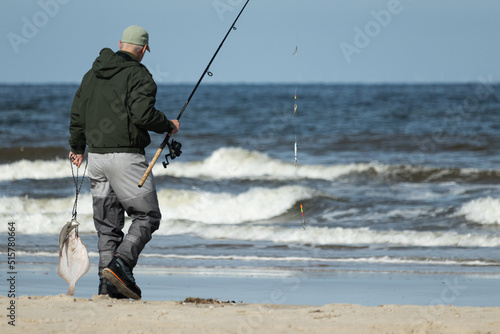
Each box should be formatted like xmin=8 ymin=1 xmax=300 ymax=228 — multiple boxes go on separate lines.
xmin=5 ymin=263 xmax=500 ymax=307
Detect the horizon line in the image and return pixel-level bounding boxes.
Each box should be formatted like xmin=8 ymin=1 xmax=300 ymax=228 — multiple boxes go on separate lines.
xmin=0 ymin=80 xmax=498 ymax=86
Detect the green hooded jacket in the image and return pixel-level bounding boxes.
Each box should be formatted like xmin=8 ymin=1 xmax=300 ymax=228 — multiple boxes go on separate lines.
xmin=69 ymin=48 xmax=174 ymax=154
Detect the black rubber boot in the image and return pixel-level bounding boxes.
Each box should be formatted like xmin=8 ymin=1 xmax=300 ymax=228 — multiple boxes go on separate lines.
xmin=102 ymin=256 xmax=141 ymax=300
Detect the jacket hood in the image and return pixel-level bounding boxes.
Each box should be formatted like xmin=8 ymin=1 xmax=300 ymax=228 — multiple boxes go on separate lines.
xmin=91 ymin=48 xmax=141 ymax=79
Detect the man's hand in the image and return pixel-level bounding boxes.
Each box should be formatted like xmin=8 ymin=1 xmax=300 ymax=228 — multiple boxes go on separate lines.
xmin=69 ymin=152 xmax=83 ymax=167
xmin=169 ymin=119 xmax=180 ymax=134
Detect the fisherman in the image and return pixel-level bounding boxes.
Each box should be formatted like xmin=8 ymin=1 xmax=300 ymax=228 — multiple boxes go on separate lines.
xmin=68 ymin=25 xmax=179 ymax=299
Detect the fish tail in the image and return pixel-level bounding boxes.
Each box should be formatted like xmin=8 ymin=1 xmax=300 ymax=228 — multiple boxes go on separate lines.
xmin=67 ymin=284 xmax=76 ymax=296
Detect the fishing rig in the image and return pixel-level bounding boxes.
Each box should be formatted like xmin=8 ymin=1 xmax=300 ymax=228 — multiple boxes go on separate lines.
xmin=292 ymin=0 xmax=306 ymax=229
xmin=138 ymin=0 xmax=251 ymax=187
xmin=293 ymin=69 xmax=306 ymax=230
xmin=60 ymin=156 xmax=88 ymax=249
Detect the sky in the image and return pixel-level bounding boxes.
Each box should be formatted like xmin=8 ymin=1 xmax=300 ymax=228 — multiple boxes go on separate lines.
xmin=2 ymin=0 xmax=500 ymax=84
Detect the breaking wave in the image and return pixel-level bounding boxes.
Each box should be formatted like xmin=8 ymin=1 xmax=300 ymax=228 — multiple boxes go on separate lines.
xmin=156 ymin=221 xmax=500 ymax=248
xmin=1 ymin=147 xmax=499 ymax=183
xmin=5 ymin=251 xmax=498 ymax=267
xmin=1 ymin=183 xmax=498 ymax=248
xmin=457 ymin=197 xmax=500 ymax=225
xmin=0 ymin=185 xmax=317 ymax=234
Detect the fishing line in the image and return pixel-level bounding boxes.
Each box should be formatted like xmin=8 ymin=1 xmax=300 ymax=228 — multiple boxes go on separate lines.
xmin=138 ymin=0 xmax=251 ymax=187
xmin=292 ymin=0 xmax=306 ymax=230
xmin=69 ymin=157 xmax=87 ymax=226
xmin=293 ymin=80 xmax=306 ymax=230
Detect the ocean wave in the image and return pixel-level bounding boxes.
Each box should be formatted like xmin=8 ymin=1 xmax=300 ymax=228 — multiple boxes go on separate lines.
xmin=366 ymin=163 xmax=500 ymax=184
xmin=2 ymin=182 xmax=499 ymax=248
xmin=5 ymin=251 xmax=498 ymax=267
xmin=154 ymin=147 xmax=370 ymax=181
xmin=157 ymin=185 xmax=317 ymax=224
xmin=0 ymin=194 xmax=94 ymax=234
xmin=457 ymin=197 xmax=500 ymax=225
xmin=0 ymin=159 xmax=72 ymax=181
xmin=0 ymin=185 xmax=317 ymax=233
xmin=141 ymin=254 xmax=500 ymax=266
xmin=2 ymin=202 xmax=498 ymax=247
xmin=0 ymin=148 xmax=356 ymax=182
xmin=1 ymin=147 xmax=499 ymax=183
xmin=156 ymin=222 xmax=500 ymax=248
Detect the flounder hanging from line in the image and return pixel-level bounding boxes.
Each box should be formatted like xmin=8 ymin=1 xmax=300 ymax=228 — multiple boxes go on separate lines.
xmin=58 ymin=220 xmax=90 ymax=296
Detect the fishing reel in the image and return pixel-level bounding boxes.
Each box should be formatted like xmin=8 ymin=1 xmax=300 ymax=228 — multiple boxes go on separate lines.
xmin=162 ymin=139 xmax=182 ymax=168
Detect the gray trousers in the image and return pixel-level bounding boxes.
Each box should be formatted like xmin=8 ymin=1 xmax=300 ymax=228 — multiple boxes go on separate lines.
xmin=87 ymin=152 xmax=161 ymax=279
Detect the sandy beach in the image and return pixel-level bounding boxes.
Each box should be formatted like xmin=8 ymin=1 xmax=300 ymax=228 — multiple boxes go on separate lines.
xmin=1 ymin=294 xmax=499 ymax=334
xmin=2 ymin=263 xmax=499 ymax=333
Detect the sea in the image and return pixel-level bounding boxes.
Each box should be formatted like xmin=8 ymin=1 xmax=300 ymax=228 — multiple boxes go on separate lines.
xmin=1 ymin=82 xmax=500 ymax=304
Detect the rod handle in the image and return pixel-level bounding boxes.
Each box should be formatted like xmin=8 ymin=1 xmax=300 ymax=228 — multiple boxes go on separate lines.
xmin=138 ymin=147 xmax=163 ymax=187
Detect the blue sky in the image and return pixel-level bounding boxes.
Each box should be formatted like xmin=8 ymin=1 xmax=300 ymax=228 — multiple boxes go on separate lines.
xmin=2 ymin=0 xmax=500 ymax=84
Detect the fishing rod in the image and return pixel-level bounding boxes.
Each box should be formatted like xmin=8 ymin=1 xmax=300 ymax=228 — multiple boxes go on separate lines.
xmin=138 ymin=0 xmax=251 ymax=187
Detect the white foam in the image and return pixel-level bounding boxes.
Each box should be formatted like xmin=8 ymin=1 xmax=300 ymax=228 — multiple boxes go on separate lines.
xmin=157 ymin=185 xmax=315 ymax=224
xmin=3 ymin=190 xmax=499 ymax=248
xmin=6 ymin=251 xmax=496 ymax=267
xmin=0 ymin=147 xmax=374 ymax=182
xmin=457 ymin=197 xmax=500 ymax=225
xmin=0 ymin=194 xmax=95 ymax=234
xmin=0 ymin=159 xmax=71 ymax=181
xmin=0 ymin=148 xmax=494 ymax=183
xmin=156 ymin=221 xmax=500 ymax=248
xmin=139 ymin=254 xmax=498 ymax=267
xmin=0 ymin=185 xmax=315 ymax=233
xmin=154 ymin=147 xmax=373 ymax=181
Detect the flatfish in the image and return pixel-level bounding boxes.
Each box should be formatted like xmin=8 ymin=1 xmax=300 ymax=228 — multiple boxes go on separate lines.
xmin=58 ymin=220 xmax=90 ymax=295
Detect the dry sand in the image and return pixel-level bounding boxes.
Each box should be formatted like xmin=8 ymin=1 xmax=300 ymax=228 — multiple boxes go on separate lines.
xmin=2 ymin=295 xmax=499 ymax=334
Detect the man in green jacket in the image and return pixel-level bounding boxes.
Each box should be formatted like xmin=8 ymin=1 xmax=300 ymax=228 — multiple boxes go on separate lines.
xmin=69 ymin=25 xmax=180 ymax=300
